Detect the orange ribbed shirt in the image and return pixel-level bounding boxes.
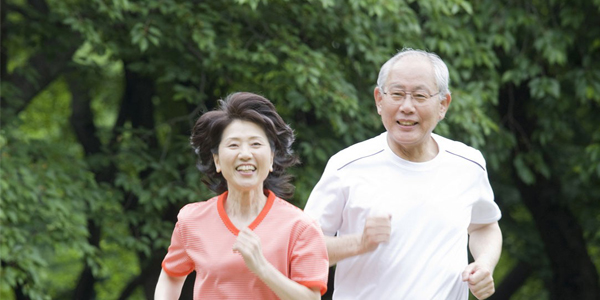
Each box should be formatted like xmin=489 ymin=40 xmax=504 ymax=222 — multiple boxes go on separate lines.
xmin=162 ymin=190 xmax=329 ymax=299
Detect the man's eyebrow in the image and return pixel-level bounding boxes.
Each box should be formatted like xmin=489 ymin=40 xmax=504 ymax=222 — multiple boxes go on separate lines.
xmin=387 ymin=83 xmax=430 ymax=90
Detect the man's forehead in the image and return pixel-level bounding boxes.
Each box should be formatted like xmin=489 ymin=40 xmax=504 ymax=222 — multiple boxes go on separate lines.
xmin=387 ymin=57 xmax=436 ymax=86
xmin=387 ymin=82 xmax=431 ymax=90
xmin=392 ymin=54 xmax=432 ymax=68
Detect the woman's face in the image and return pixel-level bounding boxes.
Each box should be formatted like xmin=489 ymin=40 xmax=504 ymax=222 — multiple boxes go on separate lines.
xmin=213 ymin=119 xmax=274 ymax=193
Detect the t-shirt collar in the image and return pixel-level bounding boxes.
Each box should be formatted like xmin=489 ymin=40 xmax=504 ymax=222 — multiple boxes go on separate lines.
xmin=217 ymin=189 xmax=276 ymax=235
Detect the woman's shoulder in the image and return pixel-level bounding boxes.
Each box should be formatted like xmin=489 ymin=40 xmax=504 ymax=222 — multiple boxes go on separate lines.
xmin=271 ymin=197 xmax=321 ymax=229
xmin=177 ymin=195 xmax=219 ymax=221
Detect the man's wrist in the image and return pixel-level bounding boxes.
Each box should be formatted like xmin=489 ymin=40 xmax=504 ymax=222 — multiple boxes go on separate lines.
xmin=356 ymin=234 xmax=371 ymax=255
xmin=474 ymin=258 xmax=496 ymax=272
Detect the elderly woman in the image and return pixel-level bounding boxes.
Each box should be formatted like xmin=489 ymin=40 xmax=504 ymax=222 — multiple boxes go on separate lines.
xmin=155 ymin=92 xmax=328 ymax=299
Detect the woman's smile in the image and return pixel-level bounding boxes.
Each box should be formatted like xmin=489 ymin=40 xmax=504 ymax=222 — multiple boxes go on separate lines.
xmin=213 ymin=119 xmax=274 ymax=193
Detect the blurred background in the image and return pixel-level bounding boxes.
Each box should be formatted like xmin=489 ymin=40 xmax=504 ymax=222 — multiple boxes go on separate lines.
xmin=1 ymin=0 xmax=599 ymax=299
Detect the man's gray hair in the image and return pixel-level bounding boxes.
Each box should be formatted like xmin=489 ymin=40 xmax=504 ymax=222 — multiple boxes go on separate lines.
xmin=376 ymin=48 xmax=450 ymax=100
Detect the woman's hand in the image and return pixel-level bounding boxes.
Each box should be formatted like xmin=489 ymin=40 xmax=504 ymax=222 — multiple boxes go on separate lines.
xmin=232 ymin=227 xmax=268 ymax=276
xmin=232 ymin=226 xmax=321 ymax=300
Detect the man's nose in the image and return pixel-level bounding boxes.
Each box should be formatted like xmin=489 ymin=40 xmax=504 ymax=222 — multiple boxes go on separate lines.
xmin=398 ymin=97 xmax=416 ymax=112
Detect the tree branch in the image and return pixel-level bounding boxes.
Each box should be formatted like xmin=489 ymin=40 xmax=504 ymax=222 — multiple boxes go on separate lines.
xmin=2 ymin=0 xmax=80 ymax=123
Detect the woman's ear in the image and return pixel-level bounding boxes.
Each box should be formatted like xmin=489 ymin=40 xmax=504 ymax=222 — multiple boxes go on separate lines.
xmin=213 ymin=153 xmax=221 ymax=173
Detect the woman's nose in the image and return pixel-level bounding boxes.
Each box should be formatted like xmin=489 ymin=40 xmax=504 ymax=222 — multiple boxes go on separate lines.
xmin=238 ymin=144 xmax=252 ymax=159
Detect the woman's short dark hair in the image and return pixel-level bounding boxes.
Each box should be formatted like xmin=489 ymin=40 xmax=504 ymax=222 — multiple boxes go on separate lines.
xmin=190 ymin=92 xmax=300 ymax=199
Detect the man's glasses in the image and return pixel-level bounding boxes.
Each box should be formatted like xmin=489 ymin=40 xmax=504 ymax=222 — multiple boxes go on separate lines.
xmin=381 ymin=88 xmax=441 ymax=106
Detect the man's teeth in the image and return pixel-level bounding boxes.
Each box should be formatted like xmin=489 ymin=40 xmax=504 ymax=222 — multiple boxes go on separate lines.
xmin=398 ymin=121 xmax=415 ymax=125
xmin=237 ymin=165 xmax=255 ymax=171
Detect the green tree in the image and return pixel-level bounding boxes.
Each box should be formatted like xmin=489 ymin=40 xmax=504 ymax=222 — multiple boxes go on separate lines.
xmin=1 ymin=0 xmax=598 ymax=299
xmin=482 ymin=1 xmax=600 ymax=298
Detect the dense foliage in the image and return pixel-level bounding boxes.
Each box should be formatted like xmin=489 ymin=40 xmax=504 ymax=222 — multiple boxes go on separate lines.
xmin=1 ymin=0 xmax=599 ymax=299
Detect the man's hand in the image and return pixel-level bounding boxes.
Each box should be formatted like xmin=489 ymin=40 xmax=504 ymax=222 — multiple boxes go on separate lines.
xmin=465 ymin=222 xmax=502 ymax=299
xmin=324 ymin=213 xmax=392 ymax=266
xmin=360 ymin=214 xmax=391 ymax=253
xmin=462 ymin=261 xmax=495 ymax=299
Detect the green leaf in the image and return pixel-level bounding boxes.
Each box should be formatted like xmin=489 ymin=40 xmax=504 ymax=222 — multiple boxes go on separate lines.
xmin=514 ymin=154 xmax=536 ymax=185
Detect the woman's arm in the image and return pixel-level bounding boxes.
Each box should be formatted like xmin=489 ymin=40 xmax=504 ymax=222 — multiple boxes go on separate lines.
xmin=233 ymin=227 xmax=321 ymax=300
xmin=154 ymin=269 xmax=187 ymax=300
xmin=254 ymin=260 xmax=321 ymax=300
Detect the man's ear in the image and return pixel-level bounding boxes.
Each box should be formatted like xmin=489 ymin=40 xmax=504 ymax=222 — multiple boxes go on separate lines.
xmin=439 ymin=93 xmax=452 ymax=121
xmin=374 ymin=86 xmax=384 ymax=115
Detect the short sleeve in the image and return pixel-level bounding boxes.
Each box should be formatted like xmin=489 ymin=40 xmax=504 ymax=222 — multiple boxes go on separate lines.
xmin=471 ymin=167 xmax=502 ymax=224
xmin=289 ymin=220 xmax=329 ymax=295
xmin=303 ymin=159 xmax=347 ymax=236
xmin=161 ymin=222 xmax=194 ymax=277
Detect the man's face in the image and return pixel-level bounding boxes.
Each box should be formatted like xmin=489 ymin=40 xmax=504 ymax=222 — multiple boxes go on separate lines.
xmin=374 ymin=56 xmax=451 ymax=154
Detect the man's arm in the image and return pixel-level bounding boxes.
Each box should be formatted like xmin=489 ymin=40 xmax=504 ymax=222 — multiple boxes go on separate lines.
xmin=325 ymin=214 xmax=391 ymax=266
xmin=462 ymin=222 xmax=502 ymax=300
xmin=325 ymin=235 xmax=362 ymax=266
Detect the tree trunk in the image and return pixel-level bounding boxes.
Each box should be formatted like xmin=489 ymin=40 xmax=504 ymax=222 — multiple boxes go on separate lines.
xmin=500 ymin=83 xmax=600 ymax=299
xmin=68 ymin=73 xmax=106 ymax=300
xmin=1 ymin=0 xmax=7 ymax=89
xmin=489 ymin=262 xmax=532 ymax=300
xmin=14 ymin=283 xmax=31 ymax=300
xmin=517 ymin=177 xmax=600 ymax=299
xmin=71 ymin=220 xmax=101 ymax=300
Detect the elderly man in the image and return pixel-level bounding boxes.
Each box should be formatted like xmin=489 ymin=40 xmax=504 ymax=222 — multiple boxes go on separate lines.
xmin=304 ymin=48 xmax=502 ymax=300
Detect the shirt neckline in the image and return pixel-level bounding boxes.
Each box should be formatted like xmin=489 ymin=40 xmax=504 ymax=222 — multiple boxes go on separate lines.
xmin=381 ymin=132 xmax=446 ymax=171
xmin=217 ymin=189 xmax=275 ymax=235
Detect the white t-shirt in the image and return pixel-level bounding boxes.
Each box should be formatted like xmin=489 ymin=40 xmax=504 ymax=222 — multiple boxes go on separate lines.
xmin=304 ymin=132 xmax=501 ymax=300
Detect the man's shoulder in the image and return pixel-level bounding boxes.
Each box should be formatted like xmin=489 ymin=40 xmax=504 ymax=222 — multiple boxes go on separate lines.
xmin=435 ymin=134 xmax=487 ymax=170
xmin=328 ymin=133 xmax=387 ymax=170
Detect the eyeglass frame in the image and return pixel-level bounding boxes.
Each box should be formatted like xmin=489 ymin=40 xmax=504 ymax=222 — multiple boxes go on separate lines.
xmin=379 ymin=86 xmax=442 ymax=106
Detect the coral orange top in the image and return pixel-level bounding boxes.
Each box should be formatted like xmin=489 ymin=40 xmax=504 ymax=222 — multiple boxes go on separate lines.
xmin=162 ymin=190 xmax=329 ymax=299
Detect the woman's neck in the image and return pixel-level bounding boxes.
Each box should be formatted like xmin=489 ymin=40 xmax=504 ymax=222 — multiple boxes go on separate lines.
xmin=225 ymin=188 xmax=267 ymax=228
